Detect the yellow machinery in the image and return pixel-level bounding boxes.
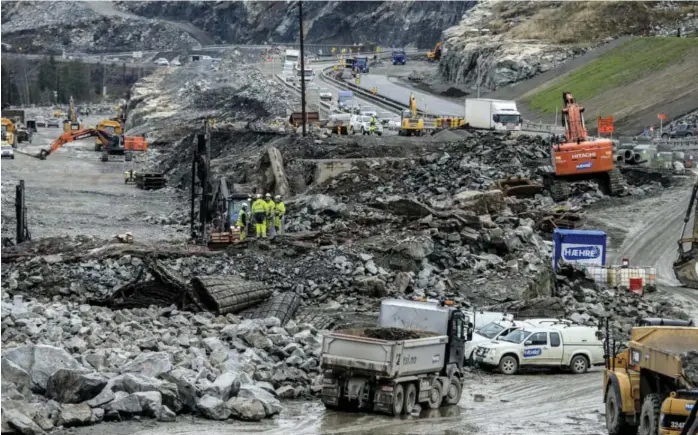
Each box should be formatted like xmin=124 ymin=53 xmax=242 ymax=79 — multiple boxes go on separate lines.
xmin=63 ymin=96 xmax=83 ymax=133
xmin=1 ymin=118 xmax=17 ymax=148
xmin=603 ymin=319 xmax=698 ymax=435
xmin=674 ymin=180 xmax=698 ymax=289
xmin=427 ymin=42 xmax=442 ymax=62
xmin=94 ymin=119 xmax=123 ymax=152
xmin=399 ymin=93 xmax=424 ymax=136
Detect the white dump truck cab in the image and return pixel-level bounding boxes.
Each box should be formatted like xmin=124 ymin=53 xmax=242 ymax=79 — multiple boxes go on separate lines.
xmin=321 ymin=299 xmax=473 ymax=415
xmin=474 ymin=325 xmax=604 ymax=375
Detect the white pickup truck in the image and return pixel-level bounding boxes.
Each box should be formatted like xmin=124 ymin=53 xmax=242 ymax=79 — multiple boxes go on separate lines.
xmin=473 ymin=325 xmax=604 ymax=375
xmin=349 ymin=115 xmax=383 ymax=136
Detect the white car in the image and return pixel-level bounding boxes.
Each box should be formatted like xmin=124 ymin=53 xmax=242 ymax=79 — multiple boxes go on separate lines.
xmin=349 ymin=115 xmax=383 ymax=136
xmin=154 ymin=58 xmax=169 ymax=66
xmin=1 ymin=144 xmax=15 ymax=159
xmin=360 ymin=106 xmax=378 ymax=117
xmin=171 ymin=58 xmax=182 ymax=67
xmin=35 ymin=116 xmax=46 ymax=128
xmin=464 ymin=319 xmax=532 ymax=364
xmin=319 ymin=88 xmax=332 ymax=101
xmin=473 ymin=325 xmax=605 ymax=375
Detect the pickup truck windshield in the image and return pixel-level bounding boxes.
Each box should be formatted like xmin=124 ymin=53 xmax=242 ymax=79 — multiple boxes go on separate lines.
xmin=478 ymin=323 xmax=505 ymax=339
xmin=502 ymin=330 xmax=530 ymax=343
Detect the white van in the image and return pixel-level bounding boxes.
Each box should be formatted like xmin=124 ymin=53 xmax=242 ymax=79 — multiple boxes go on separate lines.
xmin=473 ymin=325 xmax=604 ymax=375
xmin=464 ymin=319 xmax=531 ymax=364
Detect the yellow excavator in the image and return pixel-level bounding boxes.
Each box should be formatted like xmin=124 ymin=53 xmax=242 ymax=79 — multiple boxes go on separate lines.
xmin=399 ymin=92 xmax=424 ymax=136
xmin=603 ymin=318 xmax=697 ymax=435
xmin=674 ymin=180 xmax=698 ymax=289
xmin=427 ymin=41 xmax=442 ymax=62
xmin=63 ymin=96 xmax=83 ymax=133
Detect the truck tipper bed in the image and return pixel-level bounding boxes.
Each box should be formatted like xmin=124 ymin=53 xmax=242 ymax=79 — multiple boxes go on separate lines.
xmin=320 ymin=299 xmax=473 ymax=416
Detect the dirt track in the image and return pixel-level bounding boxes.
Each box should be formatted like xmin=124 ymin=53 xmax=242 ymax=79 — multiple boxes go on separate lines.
xmin=1 ymin=118 xmax=185 ymax=243
xmin=589 ymin=178 xmax=698 ymax=320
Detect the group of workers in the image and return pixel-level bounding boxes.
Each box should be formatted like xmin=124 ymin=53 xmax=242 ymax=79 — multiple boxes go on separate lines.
xmin=236 ymin=193 xmax=286 ymax=240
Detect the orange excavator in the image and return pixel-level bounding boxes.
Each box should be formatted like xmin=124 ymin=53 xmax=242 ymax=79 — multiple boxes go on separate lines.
xmin=543 ymin=92 xmax=624 ymax=201
xmin=35 ymin=128 xmax=147 ymax=162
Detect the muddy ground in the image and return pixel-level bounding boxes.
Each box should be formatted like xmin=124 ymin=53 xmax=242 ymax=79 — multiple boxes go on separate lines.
xmin=1 ymin=116 xmax=186 ymax=244
xmin=58 ymin=370 xmax=606 ymax=435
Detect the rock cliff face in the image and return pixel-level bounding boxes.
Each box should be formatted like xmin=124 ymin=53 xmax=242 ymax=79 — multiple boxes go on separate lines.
xmin=1 ymin=1 xmax=475 ymax=54
xmin=439 ymin=0 xmax=698 ymax=91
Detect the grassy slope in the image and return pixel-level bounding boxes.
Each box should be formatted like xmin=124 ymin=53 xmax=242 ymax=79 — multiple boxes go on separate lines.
xmin=519 ymin=37 xmax=698 ymax=133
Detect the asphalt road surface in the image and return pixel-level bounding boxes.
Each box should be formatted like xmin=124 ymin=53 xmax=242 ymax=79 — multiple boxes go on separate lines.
xmin=1 ymin=115 xmax=185 ymax=243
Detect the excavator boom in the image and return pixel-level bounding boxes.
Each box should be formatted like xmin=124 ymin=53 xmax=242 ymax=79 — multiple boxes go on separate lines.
xmin=35 ymin=128 xmax=118 ymax=160
xmin=673 ymin=181 xmax=698 ymax=289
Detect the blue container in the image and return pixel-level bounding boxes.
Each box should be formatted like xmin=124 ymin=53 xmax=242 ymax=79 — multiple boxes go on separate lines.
xmin=552 ymin=229 xmax=607 ymax=271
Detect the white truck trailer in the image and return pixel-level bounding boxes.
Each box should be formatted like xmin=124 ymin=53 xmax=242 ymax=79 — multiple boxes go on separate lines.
xmin=464 ymin=98 xmax=522 ymax=132
xmin=320 ymin=299 xmax=473 ymax=415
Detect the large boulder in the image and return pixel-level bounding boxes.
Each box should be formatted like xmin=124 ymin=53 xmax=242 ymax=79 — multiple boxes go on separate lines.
xmin=86 ymin=374 xmax=181 ymax=413
xmin=237 ymin=385 xmax=282 ymax=417
xmin=45 ymin=369 xmax=107 ymax=403
xmin=226 ymin=397 xmax=266 ymax=421
xmin=204 ymin=371 xmax=241 ymax=401
xmin=2 ymin=345 xmax=83 ymax=391
xmin=57 ymin=403 xmax=95 ymax=427
xmin=120 ymin=352 xmax=172 ymax=378
xmin=159 ymin=368 xmax=199 ymax=411
xmin=196 ymin=394 xmax=231 ymax=420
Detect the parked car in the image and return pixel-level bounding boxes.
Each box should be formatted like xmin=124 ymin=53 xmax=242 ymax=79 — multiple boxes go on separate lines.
xmin=47 ymin=118 xmax=61 ymax=128
xmin=154 ymin=58 xmax=170 ymax=66
xmin=35 ymin=116 xmax=47 ymax=128
xmin=171 ymin=58 xmax=182 ymax=67
xmin=319 ymin=88 xmax=332 ymax=101
xmin=473 ymin=325 xmax=605 ymax=375
xmin=349 ymin=115 xmax=383 ymax=136
xmin=662 ymin=124 xmax=697 ymax=139
xmin=1 ymin=143 xmax=15 ymax=159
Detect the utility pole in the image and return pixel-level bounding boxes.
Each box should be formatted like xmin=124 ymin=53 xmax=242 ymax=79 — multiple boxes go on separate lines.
xmin=298 ymin=1 xmax=307 ymax=136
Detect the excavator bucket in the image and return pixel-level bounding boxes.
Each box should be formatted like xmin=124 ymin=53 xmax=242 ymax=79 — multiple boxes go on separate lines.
xmin=673 ymin=256 xmax=698 ymax=289
xmin=674 ymin=181 xmax=698 ymax=289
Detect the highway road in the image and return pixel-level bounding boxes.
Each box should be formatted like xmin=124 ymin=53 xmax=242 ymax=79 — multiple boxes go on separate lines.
xmin=353 ymin=74 xmax=465 ymax=118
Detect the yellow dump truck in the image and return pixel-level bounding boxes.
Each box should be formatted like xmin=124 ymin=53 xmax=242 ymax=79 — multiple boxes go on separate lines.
xmin=603 ymin=318 xmax=698 ymax=435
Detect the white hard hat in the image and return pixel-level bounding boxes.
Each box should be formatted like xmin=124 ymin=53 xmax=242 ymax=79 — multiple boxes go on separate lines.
xmin=265 ymin=193 xmax=272 ymax=198
xmin=256 ymin=193 xmax=262 ymax=199
xmin=242 ymin=203 xmax=248 ymax=208
xmin=275 ymin=195 xmax=281 ymax=200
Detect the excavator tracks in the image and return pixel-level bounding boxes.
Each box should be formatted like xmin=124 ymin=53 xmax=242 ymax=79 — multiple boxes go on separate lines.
xmin=544 ymin=168 xmax=625 ymax=202
xmin=607 ymin=167 xmax=625 ymax=196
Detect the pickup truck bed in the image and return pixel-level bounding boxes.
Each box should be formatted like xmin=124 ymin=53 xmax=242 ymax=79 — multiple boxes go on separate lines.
xmin=321 ymin=327 xmax=448 ymax=378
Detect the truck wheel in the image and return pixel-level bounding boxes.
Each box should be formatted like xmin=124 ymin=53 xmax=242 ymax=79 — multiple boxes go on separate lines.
xmin=569 ymin=355 xmax=589 ymax=374
xmin=638 ymin=394 xmax=662 ymax=435
xmin=403 ymin=383 xmax=416 ymax=415
xmin=499 ymin=355 xmax=519 ymax=375
xmin=391 ymin=384 xmax=404 ymax=416
xmin=445 ymin=377 xmax=462 ymax=406
xmin=605 ymin=386 xmax=635 ymax=435
xmin=426 ymin=381 xmax=442 ymax=409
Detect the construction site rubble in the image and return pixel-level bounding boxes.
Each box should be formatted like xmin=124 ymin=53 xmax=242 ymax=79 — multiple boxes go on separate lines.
xmin=1 ymin=292 xmax=323 ymax=430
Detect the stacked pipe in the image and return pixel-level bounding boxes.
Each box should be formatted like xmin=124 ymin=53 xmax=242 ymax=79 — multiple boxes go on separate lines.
xmin=615 ymin=149 xmax=643 ymax=165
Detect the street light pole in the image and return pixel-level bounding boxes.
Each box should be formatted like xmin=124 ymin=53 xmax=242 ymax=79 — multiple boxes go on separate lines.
xmin=298 ymin=1 xmax=307 ymax=136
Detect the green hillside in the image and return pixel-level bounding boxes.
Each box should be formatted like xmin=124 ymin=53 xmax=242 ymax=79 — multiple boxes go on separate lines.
xmin=522 ymin=37 xmax=698 ymax=114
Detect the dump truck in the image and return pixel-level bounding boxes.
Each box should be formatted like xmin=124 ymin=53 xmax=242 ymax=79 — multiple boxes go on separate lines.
xmin=674 ymin=180 xmax=698 ymax=289
xmin=603 ymin=318 xmax=698 ymax=435
xmin=320 ymin=298 xmax=473 ymax=416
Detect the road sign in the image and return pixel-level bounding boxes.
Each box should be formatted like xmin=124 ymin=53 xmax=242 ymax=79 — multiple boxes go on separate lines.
xmin=658 ymin=113 xmax=666 ymax=120
xmin=597 ymin=116 xmax=614 ymax=134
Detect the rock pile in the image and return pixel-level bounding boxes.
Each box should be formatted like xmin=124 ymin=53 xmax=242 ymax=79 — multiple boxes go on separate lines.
xmin=1 ymin=294 xmax=322 ymax=431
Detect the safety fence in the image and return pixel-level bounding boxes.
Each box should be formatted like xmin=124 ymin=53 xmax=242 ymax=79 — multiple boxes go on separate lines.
xmin=581 ymin=265 xmax=657 ymax=295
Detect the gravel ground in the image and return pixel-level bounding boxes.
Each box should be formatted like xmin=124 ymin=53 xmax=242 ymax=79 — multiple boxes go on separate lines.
xmin=58 ymin=370 xmax=606 ymax=435
xmin=1 ymin=117 xmax=186 ymax=244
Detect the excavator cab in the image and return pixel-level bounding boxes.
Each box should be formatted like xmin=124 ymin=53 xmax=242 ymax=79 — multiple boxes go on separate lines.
xmin=674 ymin=180 xmax=698 ymax=288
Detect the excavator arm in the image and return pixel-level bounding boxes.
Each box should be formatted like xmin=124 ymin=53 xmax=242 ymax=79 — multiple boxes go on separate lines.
xmin=36 ymin=128 xmax=117 ymax=160
xmin=674 ymin=180 xmax=698 ymax=288
xmin=560 ymin=91 xmax=588 ymax=144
